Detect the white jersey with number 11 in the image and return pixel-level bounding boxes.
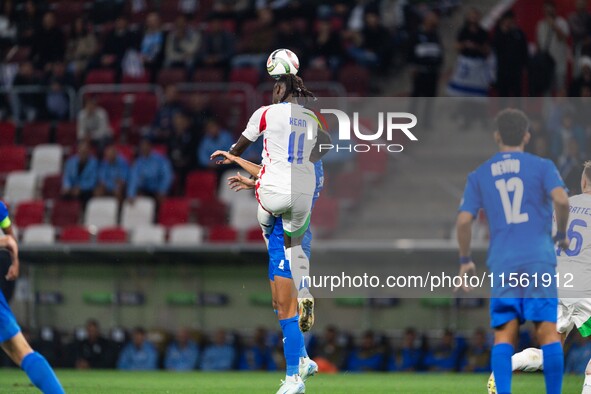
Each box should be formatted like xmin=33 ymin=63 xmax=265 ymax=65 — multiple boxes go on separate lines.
xmin=241 ymin=102 xmax=318 ymax=196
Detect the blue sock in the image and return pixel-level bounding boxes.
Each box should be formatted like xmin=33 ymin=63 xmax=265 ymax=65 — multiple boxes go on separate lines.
xmin=299 ymin=331 xmax=308 ymax=359
xmin=492 ymin=343 xmax=514 ymax=394
xmin=21 ymin=352 xmax=65 ymax=394
xmin=542 ymin=342 xmax=563 ymax=394
xmin=279 ymin=315 xmax=300 ymax=376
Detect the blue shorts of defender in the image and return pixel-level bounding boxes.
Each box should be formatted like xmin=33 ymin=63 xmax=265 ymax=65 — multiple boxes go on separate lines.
xmin=489 ymin=262 xmax=558 ymax=328
xmin=267 ymin=205 xmax=315 ymax=282
xmin=0 ymin=289 xmax=20 ymax=342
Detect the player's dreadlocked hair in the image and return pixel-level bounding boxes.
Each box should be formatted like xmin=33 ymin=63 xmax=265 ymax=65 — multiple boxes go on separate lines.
xmin=276 ymin=74 xmax=316 ymax=104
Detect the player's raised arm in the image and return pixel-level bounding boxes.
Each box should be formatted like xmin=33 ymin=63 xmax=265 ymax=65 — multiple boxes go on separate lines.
xmin=551 ymin=186 xmax=569 ymax=249
xmin=225 ymin=105 xmax=271 ymax=162
xmin=228 ymin=135 xmax=253 ymax=158
xmin=210 ymin=150 xmax=262 ymax=178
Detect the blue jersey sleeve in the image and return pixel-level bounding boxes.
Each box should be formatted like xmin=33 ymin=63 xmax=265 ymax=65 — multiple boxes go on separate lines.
xmin=0 ymin=201 xmax=10 ymax=229
xmin=459 ymin=171 xmax=482 ymax=217
xmin=542 ymin=159 xmax=565 ymax=196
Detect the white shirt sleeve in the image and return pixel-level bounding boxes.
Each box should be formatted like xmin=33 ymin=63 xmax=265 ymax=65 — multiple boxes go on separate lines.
xmin=241 ymin=106 xmax=268 ymax=142
xmin=556 ymin=17 xmax=570 ymax=37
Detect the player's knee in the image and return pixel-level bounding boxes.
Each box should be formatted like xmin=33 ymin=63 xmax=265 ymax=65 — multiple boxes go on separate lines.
xmin=586 ymin=359 xmax=591 ymax=375
xmin=1 ymin=333 xmax=33 ymax=365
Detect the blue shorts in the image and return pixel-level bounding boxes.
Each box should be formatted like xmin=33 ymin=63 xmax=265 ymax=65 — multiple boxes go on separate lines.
xmin=268 ymin=213 xmax=314 ymax=281
xmin=268 ymin=161 xmax=322 ymax=281
xmin=0 ymin=289 xmax=20 ymax=342
xmin=489 ymin=262 xmax=558 ymax=328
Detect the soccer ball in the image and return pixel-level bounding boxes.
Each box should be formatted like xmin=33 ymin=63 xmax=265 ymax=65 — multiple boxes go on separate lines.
xmin=487 ymin=373 xmax=496 ymax=394
xmin=266 ymin=49 xmax=300 ymax=79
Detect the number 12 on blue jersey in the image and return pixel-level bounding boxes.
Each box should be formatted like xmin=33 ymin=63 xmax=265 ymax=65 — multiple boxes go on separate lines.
xmin=495 ymin=177 xmax=529 ymax=224
xmin=288 ymin=131 xmax=305 ymax=164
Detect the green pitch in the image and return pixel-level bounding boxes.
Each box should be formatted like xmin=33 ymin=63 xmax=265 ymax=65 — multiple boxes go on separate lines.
xmin=0 ymin=370 xmax=582 ymax=393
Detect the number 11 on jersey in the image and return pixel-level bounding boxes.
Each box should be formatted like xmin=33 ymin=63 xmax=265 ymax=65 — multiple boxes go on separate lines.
xmin=288 ymin=131 xmax=305 ymax=164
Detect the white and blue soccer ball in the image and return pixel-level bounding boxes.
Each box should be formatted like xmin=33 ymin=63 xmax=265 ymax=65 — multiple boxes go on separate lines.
xmin=266 ymin=48 xmax=300 ymax=79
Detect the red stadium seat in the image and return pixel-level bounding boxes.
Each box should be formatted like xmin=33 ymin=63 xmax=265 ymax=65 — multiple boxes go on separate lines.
xmin=160 ymin=1 xmax=181 ymax=23
xmin=338 ymin=64 xmax=370 ymax=96
xmin=158 ymin=198 xmax=190 ymax=227
xmin=334 ymin=170 xmax=364 ymax=207
xmin=185 ymin=171 xmax=217 ymax=202
xmin=0 ymin=146 xmax=26 ymax=174
xmin=195 ymin=199 xmax=227 ymax=227
xmin=14 ymin=200 xmax=45 ymax=228
xmin=55 ymin=122 xmax=78 ymax=150
xmin=157 ymin=68 xmax=187 ymax=86
xmin=357 ymin=149 xmax=388 ymax=180
xmin=131 ymin=94 xmax=158 ymax=126
xmin=311 ymin=195 xmax=339 ymax=237
xmin=208 ymin=225 xmax=237 ymax=242
xmin=50 ymin=200 xmax=81 ymax=227
xmin=302 ymin=68 xmax=333 ymax=82
xmin=97 ymin=227 xmax=127 ymax=243
xmin=52 ymin=1 xmax=86 ymax=26
xmin=246 ymin=227 xmax=264 ymax=243
xmin=115 ymin=145 xmax=135 ymax=163
xmin=121 ymin=72 xmax=151 ymax=84
xmin=95 ymin=94 xmax=125 ymax=122
xmin=85 ymin=69 xmax=116 ymax=85
xmin=42 ymin=175 xmax=63 ymax=200
xmin=229 ymin=67 xmax=260 ymax=87
xmin=192 ymin=68 xmax=224 ymax=83
xmin=22 ymin=122 xmax=51 ymax=147
xmin=0 ymin=122 xmax=16 ymax=145
xmin=60 ymin=225 xmax=91 ymax=243
xmin=153 ymin=144 xmax=168 ymax=156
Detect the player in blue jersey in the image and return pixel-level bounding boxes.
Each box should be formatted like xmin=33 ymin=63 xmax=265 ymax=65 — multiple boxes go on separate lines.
xmin=456 ymin=109 xmax=570 ymax=394
xmin=210 ymin=151 xmax=324 ymax=386
xmin=0 ymin=201 xmax=65 ymax=394
xmin=213 ymin=75 xmax=330 ymax=394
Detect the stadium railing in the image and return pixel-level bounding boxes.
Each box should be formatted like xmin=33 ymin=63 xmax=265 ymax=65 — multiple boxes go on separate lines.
xmin=1 ymin=85 xmax=77 ymax=124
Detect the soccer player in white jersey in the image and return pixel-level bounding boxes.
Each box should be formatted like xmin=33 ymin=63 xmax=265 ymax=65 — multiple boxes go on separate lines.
xmin=213 ymin=74 xmax=330 ymax=394
xmin=489 ymin=162 xmax=591 ymax=394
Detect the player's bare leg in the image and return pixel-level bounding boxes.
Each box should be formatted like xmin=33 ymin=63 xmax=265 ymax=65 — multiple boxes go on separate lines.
xmin=285 ymin=232 xmax=314 ymax=332
xmin=489 ymin=319 xmax=519 ymax=394
xmin=583 ymin=358 xmax=591 ymax=394
xmin=2 ymin=332 xmax=65 ymax=394
xmin=273 ymin=276 xmax=305 ymax=393
xmin=1 ymin=332 xmax=33 ymax=364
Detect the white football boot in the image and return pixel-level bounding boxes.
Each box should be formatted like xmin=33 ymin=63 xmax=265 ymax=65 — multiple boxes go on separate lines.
xmin=275 ymin=376 xmax=305 ymax=394
xmin=299 ymin=357 xmax=318 ymax=382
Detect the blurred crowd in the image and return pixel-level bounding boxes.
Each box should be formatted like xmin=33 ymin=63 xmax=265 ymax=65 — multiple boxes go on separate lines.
xmin=0 ymin=0 xmax=463 ymax=122
xmin=0 ymin=320 xmax=589 ymax=374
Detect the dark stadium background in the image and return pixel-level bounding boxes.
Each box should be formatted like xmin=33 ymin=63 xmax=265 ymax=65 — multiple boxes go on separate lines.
xmin=0 ymin=0 xmax=588 ymax=378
